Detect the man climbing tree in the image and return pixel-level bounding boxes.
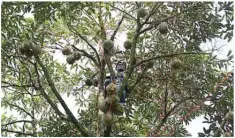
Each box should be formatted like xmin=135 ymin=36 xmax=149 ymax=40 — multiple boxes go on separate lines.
xmin=1 ymin=1 xmax=234 ymax=137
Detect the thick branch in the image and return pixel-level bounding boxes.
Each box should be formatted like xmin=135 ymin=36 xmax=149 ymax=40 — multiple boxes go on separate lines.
xmin=33 ymin=62 xmax=66 ymax=120
xmin=104 ymin=125 xmax=112 ymax=137
xmin=117 ymin=12 xmax=142 ymax=100
xmin=104 ymin=53 xmax=116 ymax=77
xmin=39 ymin=87 xmax=67 ymax=119
xmin=98 ymin=4 xmax=115 ymax=136
xmin=98 ymin=3 xmax=115 ymax=78
xmin=1 ymin=129 xmax=34 ymax=136
xmin=110 ymin=15 xmax=125 ymax=41
xmin=35 ymin=57 xmax=91 ymax=137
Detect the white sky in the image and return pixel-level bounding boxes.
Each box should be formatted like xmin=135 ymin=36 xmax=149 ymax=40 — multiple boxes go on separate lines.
xmin=1 ymin=1 xmax=234 ymax=137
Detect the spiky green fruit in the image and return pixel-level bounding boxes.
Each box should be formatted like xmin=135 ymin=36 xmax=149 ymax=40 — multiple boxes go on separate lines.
xmin=124 ymin=40 xmax=132 ymax=50
xmin=159 ymin=22 xmax=168 ymax=34
xmin=66 ymin=55 xmax=75 ymax=64
xmin=105 ymin=95 xmax=120 ymax=104
xmin=62 ymin=46 xmax=71 ymax=55
xmin=98 ymin=99 xmax=109 ymax=113
xmin=170 ymin=59 xmax=182 ymax=69
xmin=23 ymin=41 xmax=32 ymax=50
xmin=137 ymin=8 xmax=147 ymax=18
xmin=103 ymin=40 xmax=114 ymax=53
xmin=19 ymin=41 xmax=32 ymax=56
xmin=19 ymin=45 xmax=27 ymax=55
xmin=24 ymin=50 xmax=33 ymax=57
xmin=73 ymin=51 xmax=81 ymax=60
xmin=32 ymin=45 xmax=42 ymax=56
xmin=112 ymin=103 xmax=124 ymax=116
xmin=106 ymin=83 xmax=116 ymax=95
xmin=105 ymin=112 xmax=113 ymax=125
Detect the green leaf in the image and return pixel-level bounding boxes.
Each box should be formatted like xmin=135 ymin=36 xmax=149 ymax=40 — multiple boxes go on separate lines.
xmin=227 ymin=50 xmax=232 ymax=57
xmin=199 ymin=132 xmax=206 ymax=137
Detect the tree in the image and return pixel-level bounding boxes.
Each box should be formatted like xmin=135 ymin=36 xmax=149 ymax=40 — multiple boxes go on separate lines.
xmin=1 ymin=1 xmax=234 ymax=137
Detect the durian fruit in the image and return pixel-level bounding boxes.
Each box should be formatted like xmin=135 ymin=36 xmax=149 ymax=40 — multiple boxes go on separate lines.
xmin=104 ymin=112 xmax=114 ymax=125
xmin=145 ymin=61 xmax=154 ymax=69
xmin=23 ymin=41 xmax=32 ymax=50
xmin=112 ymin=103 xmax=124 ymax=116
xmin=103 ymin=40 xmax=114 ymax=53
xmin=62 ymin=46 xmax=71 ymax=55
xmin=66 ymin=54 xmax=75 ymax=64
xmin=106 ymin=83 xmax=117 ymax=95
xmin=19 ymin=45 xmax=28 ymax=55
xmin=19 ymin=41 xmax=33 ymax=57
xmin=73 ymin=51 xmax=81 ymax=60
xmin=137 ymin=8 xmax=148 ymax=18
xmin=85 ymin=79 xmax=93 ymax=86
xmin=24 ymin=50 xmax=34 ymax=57
xmin=105 ymin=95 xmax=120 ymax=104
xmin=98 ymin=98 xmax=109 ymax=113
xmin=159 ymin=22 xmax=168 ymax=34
xmin=223 ymin=132 xmax=232 ymax=137
xmin=124 ymin=40 xmax=132 ymax=50
xmin=32 ymin=45 xmax=42 ymax=56
xmin=170 ymin=59 xmax=182 ymax=69
xmin=225 ymin=111 xmax=234 ymax=121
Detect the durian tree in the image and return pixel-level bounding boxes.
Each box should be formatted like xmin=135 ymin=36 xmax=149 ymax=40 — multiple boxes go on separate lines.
xmin=1 ymin=1 xmax=234 ymax=137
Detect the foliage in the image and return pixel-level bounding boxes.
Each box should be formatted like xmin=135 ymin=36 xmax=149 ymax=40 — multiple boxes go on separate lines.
xmin=1 ymin=1 xmax=234 ymax=137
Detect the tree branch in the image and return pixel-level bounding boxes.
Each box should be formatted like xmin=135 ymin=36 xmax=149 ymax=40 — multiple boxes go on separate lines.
xmin=71 ymin=44 xmax=99 ymax=67
xmin=1 ymin=129 xmax=34 ymax=136
xmin=141 ymin=3 xmax=163 ymax=27
xmin=5 ymin=102 xmax=33 ymax=118
xmin=139 ymin=4 xmax=198 ymax=34
xmin=117 ymin=11 xmax=142 ymax=101
xmin=67 ymin=24 xmax=101 ymax=66
xmin=129 ymin=67 xmax=147 ymax=91
xmin=33 ymin=62 xmax=67 ymax=120
xmin=133 ymin=52 xmax=209 ymax=68
xmin=1 ymin=120 xmax=32 ymax=127
xmin=35 ymin=56 xmax=91 ymax=137
xmin=149 ymin=95 xmax=199 ymax=136
xmin=1 ymin=81 xmax=32 ymax=88
xmin=107 ymin=3 xmax=136 ymax=20
xmin=104 ymin=53 xmax=116 ymax=77
xmin=97 ymin=4 xmax=116 ymax=78
xmin=110 ymin=15 xmax=125 ymax=41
